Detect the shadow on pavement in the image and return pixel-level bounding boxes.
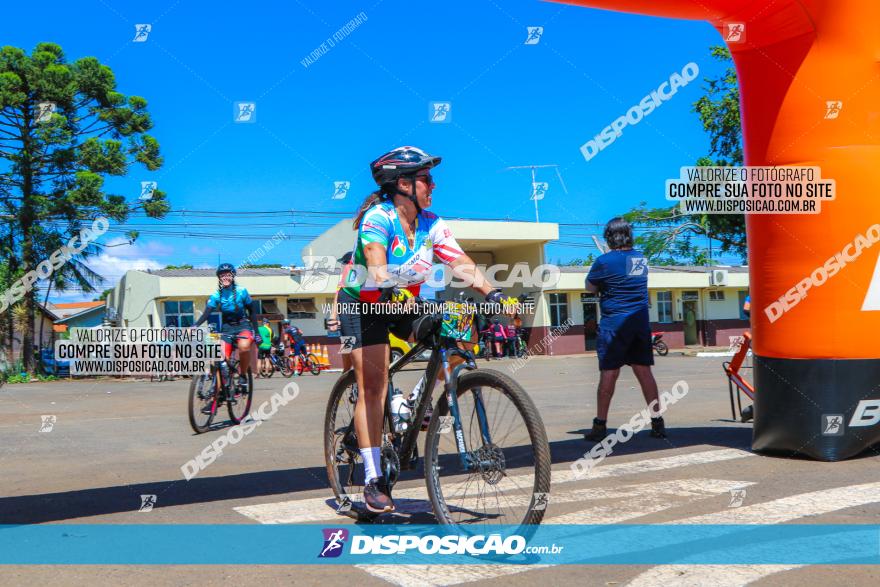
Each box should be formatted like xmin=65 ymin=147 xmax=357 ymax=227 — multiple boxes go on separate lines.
xmin=1 ymin=426 xmax=754 ymax=525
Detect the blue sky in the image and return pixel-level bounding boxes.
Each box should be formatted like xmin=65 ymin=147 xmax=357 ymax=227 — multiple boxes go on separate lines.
xmin=2 ymin=0 xmax=735 ymax=302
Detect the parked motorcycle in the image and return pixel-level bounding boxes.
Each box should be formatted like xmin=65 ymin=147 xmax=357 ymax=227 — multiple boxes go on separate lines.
xmin=652 ymin=332 xmax=669 ymax=356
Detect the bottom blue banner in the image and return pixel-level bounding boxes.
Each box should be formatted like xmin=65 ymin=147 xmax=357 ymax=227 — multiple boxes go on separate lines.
xmin=1 ymin=524 xmax=878 ymax=565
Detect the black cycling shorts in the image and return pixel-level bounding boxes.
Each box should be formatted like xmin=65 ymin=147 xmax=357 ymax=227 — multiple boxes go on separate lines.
xmin=337 ymin=290 xmax=426 ymax=349
xmin=257 ymin=348 xmax=272 ymax=359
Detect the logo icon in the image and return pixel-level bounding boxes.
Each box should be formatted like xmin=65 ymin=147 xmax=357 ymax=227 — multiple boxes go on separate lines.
xmin=533 ymin=492 xmax=550 ymax=511
xmin=531 ymin=182 xmax=548 ymax=201
xmin=724 ymin=23 xmax=745 ymax=43
xmin=390 ymin=235 xmax=406 ymax=258
xmin=822 ymin=414 xmax=844 ymax=436
xmin=429 ymin=101 xmax=451 ymax=123
xmin=336 ymin=495 xmax=353 ymax=514
xmin=133 ymin=24 xmax=152 ymax=42
xmin=728 ymin=488 xmax=747 ymax=508
xmin=139 ymin=494 xmax=157 ymax=512
xmin=332 ymin=181 xmax=350 ymax=200
xmin=525 ymin=26 xmax=544 ymax=45
xmin=140 ymin=181 xmax=157 ymax=201
xmin=234 ymin=102 xmax=256 ymax=123
xmin=39 ymin=415 xmax=56 ymax=433
xmin=340 ymin=336 xmax=356 ymax=354
xmin=824 ymin=101 xmax=843 ymax=120
xmin=301 ymin=255 xmax=335 ymax=290
xmin=318 ymin=528 xmax=349 ymax=558
xmin=628 ymin=256 xmax=648 ymax=276
xmin=438 ymin=415 xmax=454 ymax=434
xmin=37 ymin=101 xmax=56 ymax=123
xmin=728 ymin=335 xmax=745 ymax=354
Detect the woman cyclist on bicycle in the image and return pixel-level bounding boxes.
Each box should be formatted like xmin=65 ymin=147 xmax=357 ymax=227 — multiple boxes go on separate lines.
xmin=193 ymin=263 xmax=261 ymax=389
xmin=338 ymin=145 xmax=515 ymax=513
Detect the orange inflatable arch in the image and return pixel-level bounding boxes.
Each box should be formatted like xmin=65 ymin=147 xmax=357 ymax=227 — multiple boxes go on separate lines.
xmin=552 ymin=0 xmax=880 ymax=460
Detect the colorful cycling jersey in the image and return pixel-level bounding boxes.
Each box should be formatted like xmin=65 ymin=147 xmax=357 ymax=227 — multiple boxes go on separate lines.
xmin=341 ymin=201 xmax=464 ymax=302
xmin=206 ymin=286 xmax=253 ymax=322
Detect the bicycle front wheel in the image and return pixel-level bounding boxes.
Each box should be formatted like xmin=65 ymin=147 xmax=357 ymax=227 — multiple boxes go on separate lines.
xmin=228 ymin=369 xmax=253 ymax=424
xmin=424 ymin=369 xmax=551 ymax=530
xmin=307 ymin=353 xmax=321 ymax=375
xmin=188 ymin=368 xmax=218 ymax=433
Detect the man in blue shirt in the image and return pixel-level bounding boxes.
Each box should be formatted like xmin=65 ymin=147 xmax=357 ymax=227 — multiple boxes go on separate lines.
xmin=584 ymin=218 xmax=666 ymax=441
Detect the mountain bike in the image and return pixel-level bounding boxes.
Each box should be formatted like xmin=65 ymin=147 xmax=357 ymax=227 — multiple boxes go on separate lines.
xmin=188 ymin=332 xmax=254 ymax=433
xmin=291 ymin=349 xmax=321 ymax=376
xmin=324 ymin=298 xmax=551 ymax=532
xmin=259 ymin=344 xmax=293 ymax=378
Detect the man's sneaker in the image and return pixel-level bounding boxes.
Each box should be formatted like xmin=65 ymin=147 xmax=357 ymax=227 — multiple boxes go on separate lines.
xmin=585 ymin=417 xmax=608 ymax=442
xmin=650 ymin=417 xmax=667 ymax=438
xmin=237 ymin=374 xmax=249 ymax=390
xmin=364 ymin=477 xmax=395 ymax=513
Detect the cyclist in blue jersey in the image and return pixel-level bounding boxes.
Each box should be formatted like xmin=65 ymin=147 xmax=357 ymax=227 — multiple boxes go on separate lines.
xmin=338 ymin=146 xmax=517 ymax=513
xmin=193 ymin=263 xmax=261 ymax=390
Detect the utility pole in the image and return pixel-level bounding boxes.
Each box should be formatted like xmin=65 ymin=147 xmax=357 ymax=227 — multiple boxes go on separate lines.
xmin=504 ymin=164 xmax=568 ymax=222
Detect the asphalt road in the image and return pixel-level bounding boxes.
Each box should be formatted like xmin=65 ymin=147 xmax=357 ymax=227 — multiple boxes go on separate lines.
xmin=2 ymin=354 xmax=879 ymax=586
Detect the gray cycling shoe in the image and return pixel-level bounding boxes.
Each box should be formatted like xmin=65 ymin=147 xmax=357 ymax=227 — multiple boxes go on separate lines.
xmin=364 ymin=477 xmax=395 ymax=513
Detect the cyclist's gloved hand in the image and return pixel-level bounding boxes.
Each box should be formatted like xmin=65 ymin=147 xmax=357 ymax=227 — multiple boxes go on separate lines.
xmin=379 ymin=285 xmax=413 ymax=304
xmin=485 ymin=289 xmax=518 ymax=308
xmin=254 ymin=334 xmax=263 ymax=345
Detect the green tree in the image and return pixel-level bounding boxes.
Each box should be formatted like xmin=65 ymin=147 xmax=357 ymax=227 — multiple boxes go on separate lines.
xmin=94 ymin=287 xmax=113 ymax=301
xmin=0 ymin=43 xmax=168 ymax=370
xmin=164 ymin=264 xmax=194 ymax=270
xmin=561 ymin=255 xmax=595 ymax=266
xmin=625 ymin=46 xmax=745 ymax=265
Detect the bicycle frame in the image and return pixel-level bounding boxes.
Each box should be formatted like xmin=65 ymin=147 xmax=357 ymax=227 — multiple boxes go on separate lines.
xmin=386 ymin=336 xmax=491 ymax=473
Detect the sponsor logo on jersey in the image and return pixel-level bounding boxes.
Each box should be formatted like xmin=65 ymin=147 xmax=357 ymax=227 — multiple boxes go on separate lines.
xmin=391 ymin=235 xmax=406 ymax=257
xmin=423 ymin=237 xmax=433 ymax=250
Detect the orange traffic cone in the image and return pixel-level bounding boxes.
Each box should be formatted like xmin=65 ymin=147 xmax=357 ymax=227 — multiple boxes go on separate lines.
xmin=321 ymin=345 xmax=330 ymax=366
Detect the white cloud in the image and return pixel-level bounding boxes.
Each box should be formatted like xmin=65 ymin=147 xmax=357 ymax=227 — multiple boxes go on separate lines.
xmin=190 ymin=245 xmax=218 ymax=255
xmin=87 ymin=254 xmax=164 ymax=284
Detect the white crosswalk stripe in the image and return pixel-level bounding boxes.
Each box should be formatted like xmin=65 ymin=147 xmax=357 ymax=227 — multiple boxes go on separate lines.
xmin=626 ymin=481 xmax=880 ymax=587
xmin=239 ymin=445 xmax=880 ymax=587
xmin=357 ymin=478 xmax=752 ymax=587
xmin=234 ymin=448 xmax=755 ymax=524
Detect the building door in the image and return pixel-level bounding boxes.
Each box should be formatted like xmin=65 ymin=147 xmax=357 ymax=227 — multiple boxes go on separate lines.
xmin=683 ymin=300 xmax=698 ymax=345
xmin=583 ymin=302 xmax=599 ymax=351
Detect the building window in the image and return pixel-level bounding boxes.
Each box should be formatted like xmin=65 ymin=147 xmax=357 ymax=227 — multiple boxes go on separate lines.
xmin=253 ymin=299 xmax=281 ymax=315
xmin=287 ymin=298 xmax=317 ymax=320
xmin=709 ymin=290 xmax=725 ymax=301
xmin=656 ymin=291 xmax=673 ymax=323
xmin=549 ymin=293 xmax=568 ymax=327
xmin=164 ymin=300 xmax=194 ymax=327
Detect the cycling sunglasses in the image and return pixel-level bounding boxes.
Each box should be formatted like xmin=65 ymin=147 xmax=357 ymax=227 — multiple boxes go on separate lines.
xmin=414 ymin=172 xmax=434 ymax=186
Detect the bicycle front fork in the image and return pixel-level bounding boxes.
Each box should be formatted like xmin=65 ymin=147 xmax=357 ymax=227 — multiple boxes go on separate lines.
xmin=440 ymin=348 xmax=491 ymax=471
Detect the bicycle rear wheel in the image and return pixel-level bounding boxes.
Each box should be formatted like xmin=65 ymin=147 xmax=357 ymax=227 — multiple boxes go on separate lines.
xmin=424 ymin=369 xmax=551 ymax=531
xmin=189 ymin=368 xmax=218 ymax=433
xmin=228 ymin=369 xmax=253 ymax=424
xmin=325 ymin=370 xmax=386 ymax=521
xmin=279 ymin=356 xmax=293 ymax=377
